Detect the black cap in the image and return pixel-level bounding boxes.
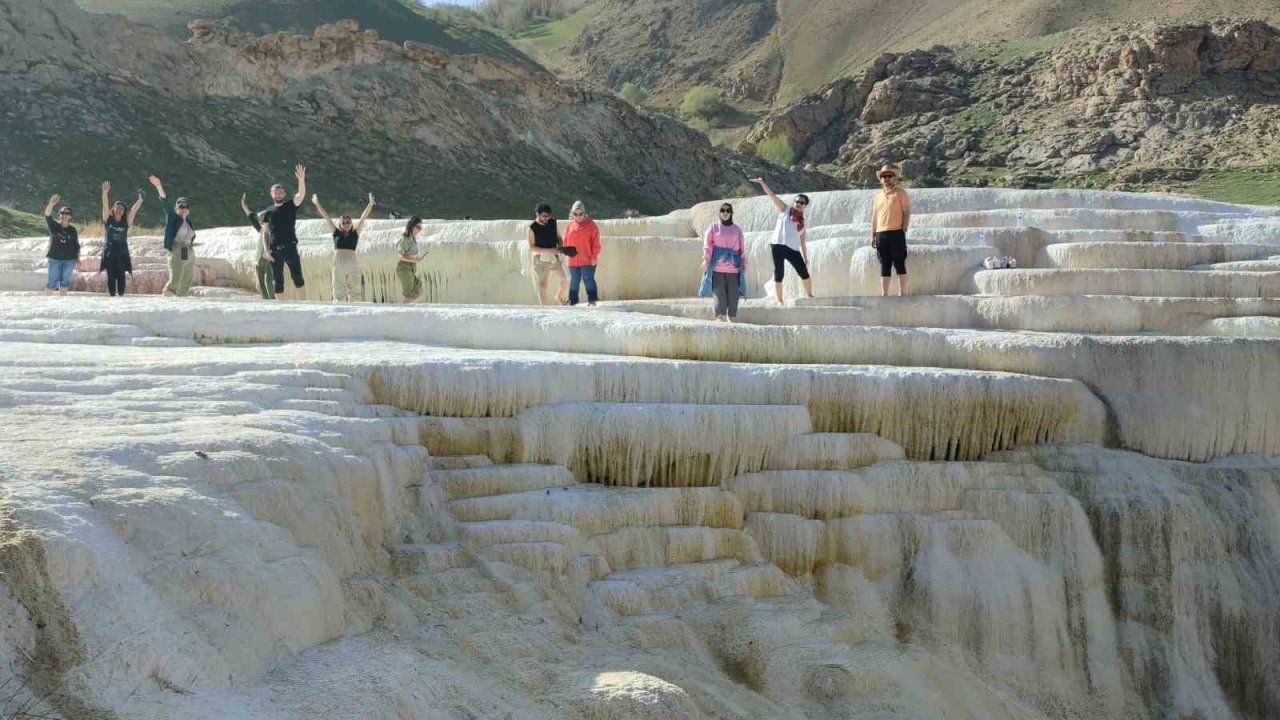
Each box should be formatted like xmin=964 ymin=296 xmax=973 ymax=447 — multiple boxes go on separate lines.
xmin=175 ymin=197 xmax=190 ymax=208
xmin=57 ymin=206 xmax=72 ymax=215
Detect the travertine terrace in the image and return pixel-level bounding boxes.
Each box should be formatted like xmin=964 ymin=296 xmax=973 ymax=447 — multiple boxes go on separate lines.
xmin=1 ymin=188 xmax=1277 ymax=719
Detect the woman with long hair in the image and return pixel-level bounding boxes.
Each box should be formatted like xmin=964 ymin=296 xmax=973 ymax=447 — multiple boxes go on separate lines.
xmin=99 ymin=181 xmax=143 ymax=297
xmin=313 ymin=193 xmax=375 ymax=302
xmin=396 ymin=215 xmax=426 ymax=303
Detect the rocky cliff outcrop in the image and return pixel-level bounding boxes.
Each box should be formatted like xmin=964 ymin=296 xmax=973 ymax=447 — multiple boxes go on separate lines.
xmin=745 ymin=21 xmax=1280 ymax=189
xmin=0 ymin=0 xmax=830 ymax=226
xmin=567 ymin=0 xmax=780 ymax=101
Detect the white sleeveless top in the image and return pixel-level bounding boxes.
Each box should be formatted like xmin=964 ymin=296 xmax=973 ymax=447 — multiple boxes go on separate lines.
xmin=771 ymin=205 xmax=802 ymax=251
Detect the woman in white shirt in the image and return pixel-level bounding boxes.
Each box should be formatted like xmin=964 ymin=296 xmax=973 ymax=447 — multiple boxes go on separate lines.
xmin=750 ymin=177 xmax=813 ymax=304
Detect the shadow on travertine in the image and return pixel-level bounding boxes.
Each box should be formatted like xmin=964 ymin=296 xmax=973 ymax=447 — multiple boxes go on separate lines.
xmin=0 ymin=188 xmax=1278 ymax=720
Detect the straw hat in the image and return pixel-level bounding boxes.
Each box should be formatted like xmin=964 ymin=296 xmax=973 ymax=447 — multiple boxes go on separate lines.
xmin=877 ymin=164 xmax=901 ymax=178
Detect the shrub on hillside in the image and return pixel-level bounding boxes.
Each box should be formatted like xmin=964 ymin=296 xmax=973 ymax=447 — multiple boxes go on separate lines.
xmin=680 ymin=85 xmax=726 ymax=122
xmin=756 ymin=135 xmax=795 ymax=167
xmin=618 ymin=83 xmax=650 ymax=107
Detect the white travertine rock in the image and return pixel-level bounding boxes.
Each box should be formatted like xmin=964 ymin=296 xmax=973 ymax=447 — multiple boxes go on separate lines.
xmin=2 ymin=186 xmax=1279 ymax=720
xmin=975 ymin=267 xmax=1280 ymax=297
xmin=1040 ymin=241 xmax=1273 ymax=269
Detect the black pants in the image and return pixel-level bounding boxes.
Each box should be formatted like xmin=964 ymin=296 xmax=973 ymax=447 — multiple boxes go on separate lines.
xmin=105 ymin=266 xmax=127 ymax=296
xmin=272 ymin=244 xmax=305 ymax=293
xmin=771 ymin=244 xmax=810 ymax=282
xmin=875 ymin=230 xmax=908 ymax=277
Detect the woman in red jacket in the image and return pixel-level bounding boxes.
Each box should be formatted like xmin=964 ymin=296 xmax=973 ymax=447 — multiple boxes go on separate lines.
xmin=561 ymin=200 xmax=601 ymax=306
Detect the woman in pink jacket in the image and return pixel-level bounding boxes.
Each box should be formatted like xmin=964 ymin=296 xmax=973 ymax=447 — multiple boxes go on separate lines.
xmin=562 ymin=200 xmax=601 ymax=306
xmin=700 ymin=202 xmax=747 ymax=322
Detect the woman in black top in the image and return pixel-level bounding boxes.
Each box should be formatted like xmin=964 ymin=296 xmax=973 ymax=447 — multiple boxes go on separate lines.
xmin=526 ymin=202 xmax=567 ymax=305
xmin=312 ymin=193 xmax=375 ymax=302
xmin=99 ymin=181 xmax=143 ymax=297
xmin=42 ymin=194 xmax=80 ymax=296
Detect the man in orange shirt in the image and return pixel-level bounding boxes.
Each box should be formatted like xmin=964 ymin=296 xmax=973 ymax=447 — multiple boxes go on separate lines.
xmin=870 ymin=163 xmax=910 ymax=297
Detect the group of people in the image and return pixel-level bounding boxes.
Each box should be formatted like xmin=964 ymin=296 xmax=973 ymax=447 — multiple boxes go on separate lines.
xmin=697 ymin=164 xmax=910 ymax=321
xmin=40 ymin=167 xmax=318 ymax=299
xmin=39 ymin=163 xmax=912 ymax=310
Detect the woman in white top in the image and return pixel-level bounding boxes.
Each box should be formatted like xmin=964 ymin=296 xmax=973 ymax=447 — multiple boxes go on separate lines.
xmin=750 ymin=177 xmax=813 ymax=304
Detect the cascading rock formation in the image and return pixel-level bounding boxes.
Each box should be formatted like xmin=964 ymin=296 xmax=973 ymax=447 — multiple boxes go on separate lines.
xmin=0 ymin=188 xmax=1277 ymax=720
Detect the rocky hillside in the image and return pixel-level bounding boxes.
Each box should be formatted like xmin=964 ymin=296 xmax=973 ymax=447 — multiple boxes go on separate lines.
xmin=743 ymin=21 xmax=1280 ymax=201
xmin=0 ymin=0 xmax=829 ymax=229
xmin=75 ymin=0 xmax=538 ymax=68
xmin=537 ymin=0 xmax=1280 ymax=105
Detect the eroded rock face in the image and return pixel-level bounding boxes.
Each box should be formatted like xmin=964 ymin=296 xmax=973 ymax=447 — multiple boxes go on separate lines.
xmin=568 ymin=0 xmax=779 ymax=101
xmin=745 ymin=20 xmax=1280 ymax=188
xmin=0 ymin=0 xmax=831 ymax=225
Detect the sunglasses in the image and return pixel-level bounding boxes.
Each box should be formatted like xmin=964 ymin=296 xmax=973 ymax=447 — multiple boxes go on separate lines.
xmin=572 ymin=211 xmax=585 ymax=216
xmin=58 ymin=212 xmax=72 ymax=217
xmin=719 ymin=209 xmax=733 ymax=214
xmin=879 ymin=174 xmax=897 ymax=179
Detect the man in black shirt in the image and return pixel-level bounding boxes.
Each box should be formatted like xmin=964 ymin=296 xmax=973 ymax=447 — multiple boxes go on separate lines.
xmin=263 ymin=164 xmax=307 ymax=295
xmin=42 ymin=194 xmax=80 ymax=296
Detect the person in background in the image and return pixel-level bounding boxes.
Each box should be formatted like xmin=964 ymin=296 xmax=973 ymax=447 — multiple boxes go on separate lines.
xmin=526 ymin=202 xmax=567 ymax=305
xmin=700 ymin=202 xmax=747 ymax=322
xmin=241 ymin=193 xmax=274 ymax=300
xmin=396 ymin=216 xmax=426 ymax=303
xmin=148 ymin=176 xmax=197 ymax=297
xmin=313 ymin=193 xmax=375 ymax=302
xmin=99 ymin=182 xmax=143 ymax=297
xmin=871 ymin=163 xmax=911 ymax=297
xmin=42 ymin=194 xmax=80 ymax=297
xmin=561 ymin=200 xmax=601 ymax=306
xmin=750 ymin=177 xmax=813 ymax=305
xmin=263 ymin=164 xmax=307 ymax=296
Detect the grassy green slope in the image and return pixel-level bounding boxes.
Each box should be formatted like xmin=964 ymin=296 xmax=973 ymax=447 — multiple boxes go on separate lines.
xmin=0 ymin=206 xmax=47 ymax=238
xmin=501 ymin=0 xmax=1280 ymax=107
xmin=75 ymin=0 xmax=539 ymax=68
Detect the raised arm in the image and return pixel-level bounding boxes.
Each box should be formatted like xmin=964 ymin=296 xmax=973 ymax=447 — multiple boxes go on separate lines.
xmin=101 ymin=181 xmax=111 ymax=222
xmin=354 ymin=193 xmax=375 ymax=234
xmin=311 ymin=194 xmax=338 ymax=232
xmin=750 ymin=177 xmax=787 ymax=215
xmin=44 ymin=194 xmax=59 ymax=218
xmin=148 ymin=175 xmax=174 ymax=218
xmin=293 ymin=165 xmax=307 ymax=207
xmin=128 ymin=189 xmax=144 ymax=226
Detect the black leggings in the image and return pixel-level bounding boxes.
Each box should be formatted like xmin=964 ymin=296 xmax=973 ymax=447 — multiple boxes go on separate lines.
xmin=272 ymin=244 xmax=305 ymax=293
xmin=875 ymin=230 xmax=908 ymax=277
xmin=771 ymin=244 xmax=810 ymax=282
xmin=105 ymin=267 xmax=127 ymax=296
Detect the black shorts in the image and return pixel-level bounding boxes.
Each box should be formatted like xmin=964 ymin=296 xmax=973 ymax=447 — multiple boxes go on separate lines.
xmin=771 ymin=244 xmax=810 ymax=282
xmin=875 ymin=230 xmax=907 ymax=277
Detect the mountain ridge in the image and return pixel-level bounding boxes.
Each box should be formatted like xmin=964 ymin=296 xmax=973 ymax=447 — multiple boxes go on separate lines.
xmin=1 ymin=0 xmax=833 ymax=231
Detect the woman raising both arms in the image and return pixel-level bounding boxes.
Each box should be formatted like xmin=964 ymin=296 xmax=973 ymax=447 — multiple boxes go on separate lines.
xmin=312 ymin=193 xmax=376 ymax=302
xmin=99 ymin=181 xmax=144 ymax=297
